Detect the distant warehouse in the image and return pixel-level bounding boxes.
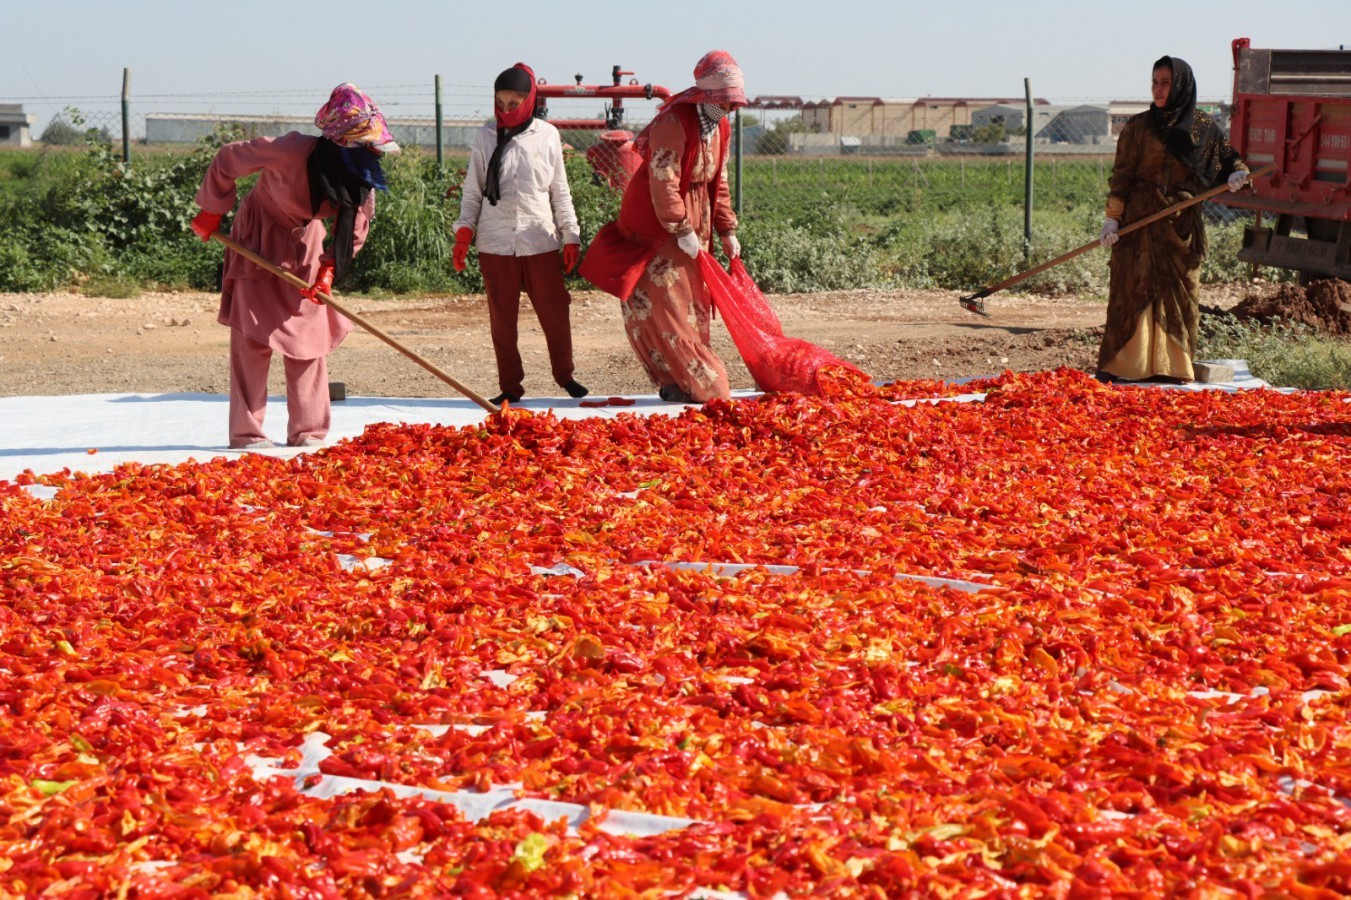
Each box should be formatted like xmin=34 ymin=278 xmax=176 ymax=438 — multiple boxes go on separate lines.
xmin=970 ymin=103 xmax=1113 ymax=146
xmin=801 ymin=97 xmax=1050 ymax=141
xmin=145 ymin=113 xmax=485 ymax=149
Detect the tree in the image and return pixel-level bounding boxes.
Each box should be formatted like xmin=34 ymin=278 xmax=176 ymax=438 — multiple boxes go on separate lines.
xmin=972 ymin=123 xmax=1007 ymax=144
xmin=40 ymin=108 xmax=112 ymax=146
xmin=40 ymin=118 xmax=85 ymax=146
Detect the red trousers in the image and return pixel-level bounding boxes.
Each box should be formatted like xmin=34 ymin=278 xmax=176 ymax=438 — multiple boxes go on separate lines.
xmin=228 ymin=330 xmax=329 ymax=448
xmin=478 ymin=251 xmax=575 ymax=396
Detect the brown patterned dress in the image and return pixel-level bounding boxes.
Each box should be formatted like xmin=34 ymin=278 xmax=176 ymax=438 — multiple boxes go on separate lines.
xmin=1098 ymin=113 xmax=1245 ymax=380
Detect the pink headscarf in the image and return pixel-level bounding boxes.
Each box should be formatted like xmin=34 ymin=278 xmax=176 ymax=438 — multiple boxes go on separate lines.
xmin=663 ymin=50 xmax=747 ymax=109
xmin=314 ymin=83 xmax=401 ymax=153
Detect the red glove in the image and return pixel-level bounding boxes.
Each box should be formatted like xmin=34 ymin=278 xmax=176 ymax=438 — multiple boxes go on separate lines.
xmin=562 ymin=243 xmax=580 ymax=274
xmin=301 ymin=261 xmax=335 ymax=304
xmin=190 ymin=209 xmax=222 ymax=242
xmin=452 ymin=227 xmax=474 ymax=272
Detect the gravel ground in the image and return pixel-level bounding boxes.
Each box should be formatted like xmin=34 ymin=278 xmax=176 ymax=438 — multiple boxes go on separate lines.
xmin=0 ymin=282 xmax=1256 ymax=399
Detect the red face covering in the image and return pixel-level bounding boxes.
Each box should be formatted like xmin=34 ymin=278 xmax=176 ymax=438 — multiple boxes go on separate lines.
xmin=494 ymin=63 xmax=537 ymax=130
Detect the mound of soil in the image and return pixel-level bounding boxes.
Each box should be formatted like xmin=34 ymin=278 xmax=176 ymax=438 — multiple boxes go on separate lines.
xmin=1232 ymin=279 xmax=1351 ymax=336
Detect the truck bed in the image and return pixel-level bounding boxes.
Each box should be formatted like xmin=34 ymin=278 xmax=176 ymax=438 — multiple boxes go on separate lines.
xmin=1220 ymin=39 xmax=1351 ymax=279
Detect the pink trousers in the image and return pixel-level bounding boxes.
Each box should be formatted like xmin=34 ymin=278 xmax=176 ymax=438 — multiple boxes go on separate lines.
xmin=228 ymin=330 xmax=329 ymax=448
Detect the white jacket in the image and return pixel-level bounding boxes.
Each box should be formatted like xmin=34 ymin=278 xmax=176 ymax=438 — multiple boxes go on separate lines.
xmin=453 ymin=119 xmax=581 ymax=256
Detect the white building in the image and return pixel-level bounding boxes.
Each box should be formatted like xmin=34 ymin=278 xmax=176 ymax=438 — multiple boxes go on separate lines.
xmin=0 ymin=104 xmax=37 ymax=147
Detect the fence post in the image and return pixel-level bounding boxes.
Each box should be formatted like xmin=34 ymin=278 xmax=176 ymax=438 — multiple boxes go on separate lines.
xmin=434 ymin=74 xmax=444 ymax=174
xmin=734 ymin=108 xmax=743 ymax=215
xmin=121 ymin=67 xmax=131 ymax=165
xmin=1023 ymin=77 xmax=1033 ymax=267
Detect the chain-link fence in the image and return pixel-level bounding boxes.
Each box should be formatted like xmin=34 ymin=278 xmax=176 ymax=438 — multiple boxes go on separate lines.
xmin=3 ymin=76 xmax=1238 ymax=218
xmin=2 ymin=75 xmax=1253 ymax=294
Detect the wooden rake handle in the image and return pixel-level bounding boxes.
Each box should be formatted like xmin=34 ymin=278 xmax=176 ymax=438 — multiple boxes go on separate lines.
xmin=209 ymin=232 xmax=500 ymax=415
xmin=959 ymin=163 xmax=1275 ymax=315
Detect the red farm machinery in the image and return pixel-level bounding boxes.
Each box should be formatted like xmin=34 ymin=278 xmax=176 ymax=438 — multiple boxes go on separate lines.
xmin=1221 ymin=38 xmax=1351 ymax=280
xmin=532 ymin=66 xmax=673 ymax=191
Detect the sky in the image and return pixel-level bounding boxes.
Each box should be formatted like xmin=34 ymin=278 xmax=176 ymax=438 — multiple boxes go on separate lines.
xmin=2 ymin=0 xmax=1346 ymax=132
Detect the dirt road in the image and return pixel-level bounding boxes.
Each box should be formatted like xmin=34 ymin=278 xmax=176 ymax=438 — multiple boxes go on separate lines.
xmin=0 ymin=284 xmax=1242 ymax=399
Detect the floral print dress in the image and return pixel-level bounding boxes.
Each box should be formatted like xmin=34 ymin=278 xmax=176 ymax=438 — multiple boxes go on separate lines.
xmin=619 ymin=113 xmax=738 ymax=401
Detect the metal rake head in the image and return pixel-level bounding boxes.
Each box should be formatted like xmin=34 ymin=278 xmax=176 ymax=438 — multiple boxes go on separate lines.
xmin=958 ymin=291 xmax=992 ymax=318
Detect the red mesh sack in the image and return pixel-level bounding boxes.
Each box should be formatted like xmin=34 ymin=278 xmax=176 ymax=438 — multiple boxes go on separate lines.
xmin=698 ymin=253 xmax=869 ymax=396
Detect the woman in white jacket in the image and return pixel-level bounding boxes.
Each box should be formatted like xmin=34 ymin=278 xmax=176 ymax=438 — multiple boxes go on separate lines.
xmin=452 ymin=63 xmax=587 ymax=406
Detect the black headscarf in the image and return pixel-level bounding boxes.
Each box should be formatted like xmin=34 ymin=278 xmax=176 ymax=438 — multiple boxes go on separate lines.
xmin=306 ymin=137 xmax=386 ymax=282
xmin=1148 ymin=55 xmax=1242 ymax=188
xmin=484 ymin=65 xmax=537 ymax=206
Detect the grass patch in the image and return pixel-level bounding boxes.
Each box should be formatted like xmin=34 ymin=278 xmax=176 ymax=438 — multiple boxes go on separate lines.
xmin=79 ymin=274 xmax=142 ymax=299
xmin=1200 ymin=315 xmax=1351 ymax=389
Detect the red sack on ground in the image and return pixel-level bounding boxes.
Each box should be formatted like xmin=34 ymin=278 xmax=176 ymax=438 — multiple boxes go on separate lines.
xmin=698 ymin=253 xmax=869 ymax=396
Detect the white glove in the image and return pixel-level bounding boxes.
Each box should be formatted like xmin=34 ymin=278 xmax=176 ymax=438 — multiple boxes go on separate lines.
xmin=676 ymin=230 xmax=700 ymax=259
xmin=1227 ymin=170 xmax=1249 ymax=192
xmin=720 ymin=233 xmax=741 ymax=259
xmin=1099 ymin=218 xmax=1120 ymax=247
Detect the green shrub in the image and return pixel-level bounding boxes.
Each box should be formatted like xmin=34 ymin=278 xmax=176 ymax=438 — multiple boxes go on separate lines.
xmin=119 ymin=245 xmax=221 ymax=292
xmin=0 ymin=143 xmax=1312 ymax=301
xmin=1199 ymin=314 xmax=1351 ymax=389
xmin=878 ymin=206 xmax=1105 ymax=295
xmin=739 ymin=218 xmax=882 ymax=292
xmin=0 ymin=242 xmax=51 ymax=292
xmin=80 ymin=273 xmax=142 ymax=299
xmin=348 ymin=152 xmax=457 ymax=294
xmin=0 ymin=225 xmax=107 ymax=292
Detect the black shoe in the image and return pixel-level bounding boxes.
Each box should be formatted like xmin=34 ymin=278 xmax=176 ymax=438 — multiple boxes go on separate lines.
xmin=563 ymin=380 xmax=589 ymax=399
xmin=488 ymin=391 xmax=523 ymax=405
xmin=658 ymin=383 xmax=695 ymax=403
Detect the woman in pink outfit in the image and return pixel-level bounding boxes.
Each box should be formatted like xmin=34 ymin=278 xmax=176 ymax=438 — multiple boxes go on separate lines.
xmin=579 ymin=50 xmax=745 ymax=404
xmin=190 ymin=83 xmax=398 ymax=449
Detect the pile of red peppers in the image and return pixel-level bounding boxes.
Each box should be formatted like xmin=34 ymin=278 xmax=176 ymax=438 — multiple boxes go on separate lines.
xmin=1 ymin=369 xmax=1349 ymax=897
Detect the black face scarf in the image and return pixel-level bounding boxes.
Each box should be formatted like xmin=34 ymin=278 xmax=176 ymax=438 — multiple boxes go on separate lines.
xmin=484 ymin=65 xmax=537 ymax=206
xmin=1148 ymin=55 xmax=1241 ymax=188
xmin=306 ymin=137 xmax=380 ymax=282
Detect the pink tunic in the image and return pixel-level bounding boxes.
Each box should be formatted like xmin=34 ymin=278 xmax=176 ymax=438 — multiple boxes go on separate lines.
xmin=195 ymin=132 xmax=372 ymax=359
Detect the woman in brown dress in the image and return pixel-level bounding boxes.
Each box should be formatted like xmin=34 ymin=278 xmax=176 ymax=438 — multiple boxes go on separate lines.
xmin=1097 ymin=56 xmax=1249 ymax=383
xmin=579 ymin=50 xmax=745 ymax=403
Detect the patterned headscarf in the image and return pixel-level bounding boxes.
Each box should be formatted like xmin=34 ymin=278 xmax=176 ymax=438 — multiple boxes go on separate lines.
xmin=663 ymin=50 xmax=747 ymax=109
xmin=634 ymin=51 xmax=745 ymax=157
xmin=315 ymin=83 xmax=401 ymax=153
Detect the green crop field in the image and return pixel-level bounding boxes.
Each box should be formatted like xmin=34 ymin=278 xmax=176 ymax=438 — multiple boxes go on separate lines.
xmin=0 ymin=142 xmax=1252 ymax=297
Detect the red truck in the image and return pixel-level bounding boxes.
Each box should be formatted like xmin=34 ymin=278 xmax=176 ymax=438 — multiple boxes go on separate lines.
xmin=1221 ymin=38 xmax=1351 ymax=280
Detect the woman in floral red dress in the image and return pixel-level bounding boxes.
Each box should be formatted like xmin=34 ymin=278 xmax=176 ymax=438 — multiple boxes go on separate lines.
xmin=580 ymin=50 xmax=745 ymax=403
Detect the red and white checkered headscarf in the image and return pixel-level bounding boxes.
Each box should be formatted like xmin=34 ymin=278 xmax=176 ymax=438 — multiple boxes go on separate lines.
xmin=663 ymin=50 xmax=747 ymax=108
